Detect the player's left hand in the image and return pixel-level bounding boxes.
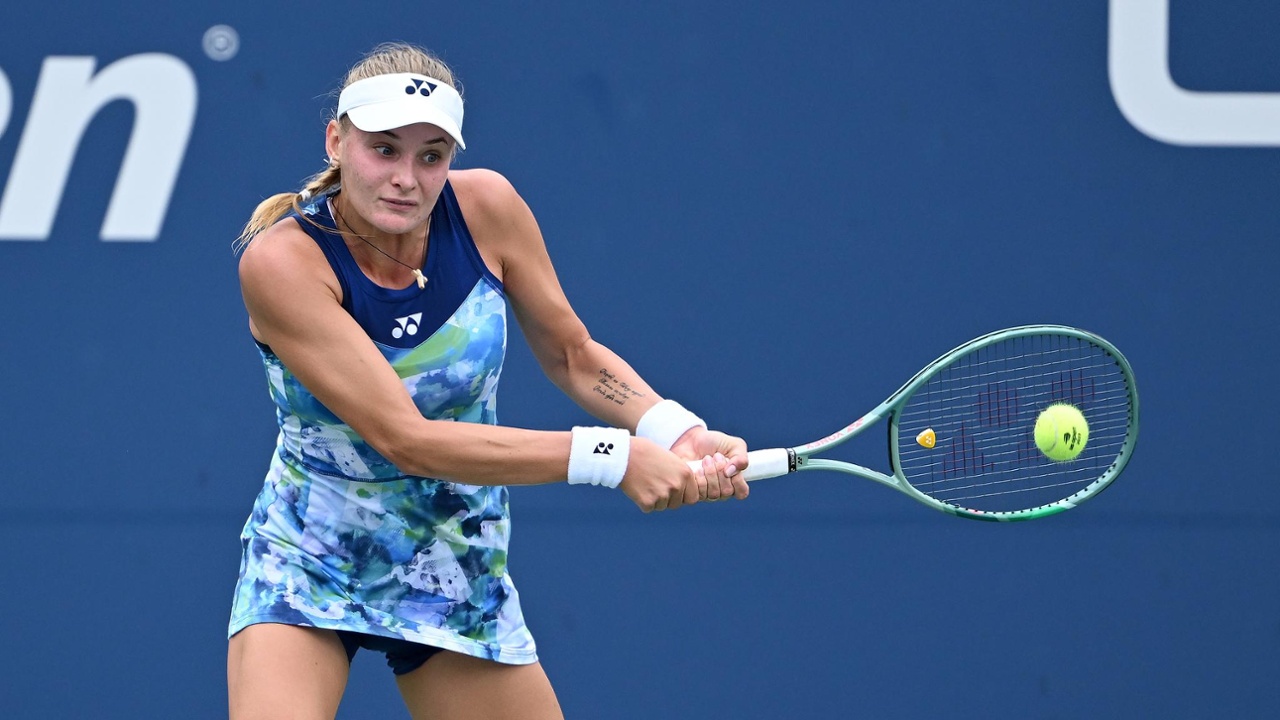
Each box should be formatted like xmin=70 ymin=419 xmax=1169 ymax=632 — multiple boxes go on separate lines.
xmin=671 ymin=428 xmax=750 ymax=502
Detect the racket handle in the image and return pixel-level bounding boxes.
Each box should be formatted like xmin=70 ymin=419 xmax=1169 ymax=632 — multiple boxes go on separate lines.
xmin=685 ymin=448 xmax=794 ymax=482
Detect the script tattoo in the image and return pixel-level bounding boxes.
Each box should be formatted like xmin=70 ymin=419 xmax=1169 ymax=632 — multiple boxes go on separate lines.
xmin=592 ymin=368 xmax=646 ymax=406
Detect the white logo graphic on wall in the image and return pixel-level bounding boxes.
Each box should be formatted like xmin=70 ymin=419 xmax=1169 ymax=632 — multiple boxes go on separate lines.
xmin=0 ymin=54 xmax=198 ymax=241
xmin=393 ymin=314 xmax=422 ymax=339
xmin=1109 ymin=0 xmax=1280 ymax=146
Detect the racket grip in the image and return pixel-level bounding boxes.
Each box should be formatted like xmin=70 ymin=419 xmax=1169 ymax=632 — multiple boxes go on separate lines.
xmin=685 ymin=448 xmax=794 ymax=482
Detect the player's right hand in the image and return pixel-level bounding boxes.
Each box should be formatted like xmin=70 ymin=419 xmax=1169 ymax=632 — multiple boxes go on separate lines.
xmin=619 ymin=437 xmax=701 ymax=512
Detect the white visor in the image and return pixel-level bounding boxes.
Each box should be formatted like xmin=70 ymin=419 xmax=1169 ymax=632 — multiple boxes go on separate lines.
xmin=337 ymin=73 xmax=466 ymax=150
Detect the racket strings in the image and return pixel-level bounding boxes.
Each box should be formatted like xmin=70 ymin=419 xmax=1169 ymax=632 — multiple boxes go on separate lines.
xmin=893 ymin=334 xmax=1135 ymax=513
xmin=897 ymin=382 xmax=1131 ymax=427
xmin=902 ymin=425 xmax=1128 ymax=473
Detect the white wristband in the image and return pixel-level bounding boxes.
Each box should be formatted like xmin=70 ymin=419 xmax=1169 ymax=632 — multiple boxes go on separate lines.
xmin=567 ymin=427 xmax=630 ymax=488
xmin=635 ymin=399 xmax=707 ymax=450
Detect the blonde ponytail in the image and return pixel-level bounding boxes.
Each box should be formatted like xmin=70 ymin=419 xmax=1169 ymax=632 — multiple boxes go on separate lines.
xmin=234 ymin=163 xmax=341 ymax=252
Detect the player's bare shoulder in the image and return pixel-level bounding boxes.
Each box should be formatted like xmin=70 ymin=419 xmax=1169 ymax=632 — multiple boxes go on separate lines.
xmin=449 ymin=168 xmax=521 ymax=218
xmin=449 ymin=168 xmax=542 ymax=279
xmin=238 ymin=215 xmax=341 ymax=303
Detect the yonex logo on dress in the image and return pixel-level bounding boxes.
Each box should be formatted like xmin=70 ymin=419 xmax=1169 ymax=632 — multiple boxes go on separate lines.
xmin=405 ymin=78 xmax=436 ymax=96
xmin=392 ymin=313 xmax=422 ymax=339
xmin=593 ymin=442 xmax=614 ymax=455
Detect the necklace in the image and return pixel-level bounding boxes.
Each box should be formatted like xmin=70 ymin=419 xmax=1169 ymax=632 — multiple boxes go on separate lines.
xmin=331 ymin=200 xmax=429 ymax=289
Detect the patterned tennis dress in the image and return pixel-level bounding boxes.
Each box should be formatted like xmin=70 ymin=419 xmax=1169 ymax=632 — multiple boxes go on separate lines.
xmin=228 ymin=182 xmax=537 ymax=664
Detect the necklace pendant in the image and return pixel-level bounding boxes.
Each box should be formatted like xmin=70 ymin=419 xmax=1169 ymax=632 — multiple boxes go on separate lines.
xmin=413 ymin=269 xmax=427 ymax=289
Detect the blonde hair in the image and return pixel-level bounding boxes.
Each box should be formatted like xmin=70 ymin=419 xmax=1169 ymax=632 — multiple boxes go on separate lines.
xmin=234 ymin=42 xmax=462 ymax=251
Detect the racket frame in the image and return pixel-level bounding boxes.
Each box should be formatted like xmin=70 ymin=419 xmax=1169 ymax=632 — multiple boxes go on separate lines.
xmin=746 ymin=325 xmax=1140 ymax=522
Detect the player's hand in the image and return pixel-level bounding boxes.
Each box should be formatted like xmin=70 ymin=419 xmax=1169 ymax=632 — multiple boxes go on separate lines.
xmin=671 ymin=428 xmax=750 ymax=502
xmin=618 ymin=437 xmax=702 ymax=513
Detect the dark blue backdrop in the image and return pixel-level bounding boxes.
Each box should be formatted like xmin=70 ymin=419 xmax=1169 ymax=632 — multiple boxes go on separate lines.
xmin=2 ymin=1 xmax=1277 ymax=718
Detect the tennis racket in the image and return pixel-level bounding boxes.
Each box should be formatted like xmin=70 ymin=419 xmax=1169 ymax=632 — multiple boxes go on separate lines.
xmin=717 ymin=325 xmax=1139 ymax=521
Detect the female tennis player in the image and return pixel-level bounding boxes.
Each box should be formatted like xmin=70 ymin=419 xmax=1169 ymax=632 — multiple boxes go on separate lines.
xmin=227 ymin=42 xmax=749 ymax=720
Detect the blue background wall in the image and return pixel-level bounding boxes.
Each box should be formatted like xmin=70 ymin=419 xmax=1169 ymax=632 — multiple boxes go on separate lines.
xmin=2 ymin=1 xmax=1277 ymax=717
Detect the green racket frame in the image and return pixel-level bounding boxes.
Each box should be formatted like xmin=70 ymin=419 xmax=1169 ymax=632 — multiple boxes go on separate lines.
xmin=735 ymin=325 xmax=1140 ymax=522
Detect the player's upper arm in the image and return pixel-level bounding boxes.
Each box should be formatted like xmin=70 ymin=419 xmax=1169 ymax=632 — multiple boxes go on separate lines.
xmin=452 ymin=169 xmax=590 ymax=384
xmin=237 ymin=220 xmax=427 ymax=460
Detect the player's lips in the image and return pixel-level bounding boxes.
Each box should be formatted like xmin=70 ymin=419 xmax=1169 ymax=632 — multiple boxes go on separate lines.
xmin=380 ymin=197 xmax=417 ymax=210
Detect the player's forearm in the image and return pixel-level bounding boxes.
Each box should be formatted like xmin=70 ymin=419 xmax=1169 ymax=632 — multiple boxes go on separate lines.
xmin=552 ymin=338 xmax=662 ymax=430
xmin=380 ymin=421 xmax=574 ymax=486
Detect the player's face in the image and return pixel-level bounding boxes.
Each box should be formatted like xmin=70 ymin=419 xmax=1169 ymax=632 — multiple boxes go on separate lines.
xmin=326 ymin=120 xmax=453 ymax=238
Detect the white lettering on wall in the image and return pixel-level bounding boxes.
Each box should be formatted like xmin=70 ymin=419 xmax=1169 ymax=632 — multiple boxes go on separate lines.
xmin=0 ymin=54 xmax=198 ymax=241
xmin=1109 ymin=0 xmax=1280 ymax=146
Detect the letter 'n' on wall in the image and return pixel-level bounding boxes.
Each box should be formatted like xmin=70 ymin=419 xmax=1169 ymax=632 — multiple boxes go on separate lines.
xmin=0 ymin=54 xmax=197 ymax=241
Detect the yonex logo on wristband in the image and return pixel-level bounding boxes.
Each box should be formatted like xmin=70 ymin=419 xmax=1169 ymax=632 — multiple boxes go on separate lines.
xmin=568 ymin=427 xmax=629 ymax=488
xmin=405 ymin=78 xmax=436 ymax=96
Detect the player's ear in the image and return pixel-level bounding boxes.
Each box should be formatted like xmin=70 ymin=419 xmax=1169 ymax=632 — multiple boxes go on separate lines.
xmin=324 ymin=119 xmax=344 ymax=167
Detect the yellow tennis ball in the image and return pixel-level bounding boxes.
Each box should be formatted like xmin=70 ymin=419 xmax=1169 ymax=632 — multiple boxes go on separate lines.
xmin=1034 ymin=403 xmax=1089 ymax=462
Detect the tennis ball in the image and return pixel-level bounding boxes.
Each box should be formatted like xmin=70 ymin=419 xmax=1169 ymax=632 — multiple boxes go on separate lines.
xmin=1034 ymin=403 xmax=1089 ymax=462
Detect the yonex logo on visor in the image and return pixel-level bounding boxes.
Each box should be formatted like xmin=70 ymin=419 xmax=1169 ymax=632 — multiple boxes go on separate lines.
xmin=337 ymin=73 xmax=465 ymax=150
xmin=406 ymin=78 xmax=436 ymax=96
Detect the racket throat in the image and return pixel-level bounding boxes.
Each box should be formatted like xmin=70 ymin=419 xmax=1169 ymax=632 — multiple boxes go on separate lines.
xmin=783 ymin=448 xmax=799 ymax=472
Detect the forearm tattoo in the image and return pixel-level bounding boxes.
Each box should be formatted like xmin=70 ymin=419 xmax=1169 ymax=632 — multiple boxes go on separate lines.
xmin=592 ymin=368 xmax=647 ymax=406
